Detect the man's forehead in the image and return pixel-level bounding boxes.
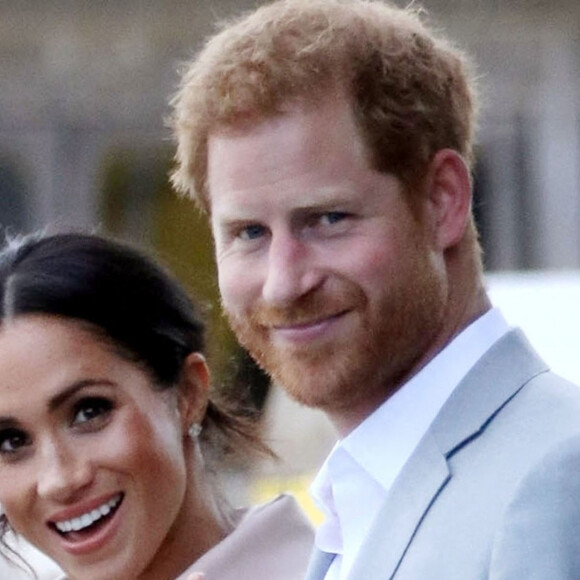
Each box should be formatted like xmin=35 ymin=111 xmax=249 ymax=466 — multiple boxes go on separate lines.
xmin=208 ymin=87 xmax=352 ymax=138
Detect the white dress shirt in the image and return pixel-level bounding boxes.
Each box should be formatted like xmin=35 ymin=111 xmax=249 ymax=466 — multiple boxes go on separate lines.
xmin=310 ymin=308 xmax=511 ymax=580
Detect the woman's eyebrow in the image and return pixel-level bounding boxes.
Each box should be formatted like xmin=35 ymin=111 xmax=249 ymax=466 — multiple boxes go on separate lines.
xmin=48 ymin=379 xmax=115 ymax=413
xmin=0 ymin=380 xmax=116 ymax=425
xmin=0 ymin=417 xmax=19 ymax=430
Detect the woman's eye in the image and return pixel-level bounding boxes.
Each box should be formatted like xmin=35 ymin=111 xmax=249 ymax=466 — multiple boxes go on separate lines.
xmin=0 ymin=429 xmax=30 ymax=455
xmin=72 ymin=397 xmax=113 ymax=427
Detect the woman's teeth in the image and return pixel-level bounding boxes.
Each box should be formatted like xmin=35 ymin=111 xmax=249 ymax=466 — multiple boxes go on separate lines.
xmin=55 ymin=494 xmax=122 ymax=533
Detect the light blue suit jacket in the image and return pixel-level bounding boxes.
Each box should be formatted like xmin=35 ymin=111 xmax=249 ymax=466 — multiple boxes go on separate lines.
xmin=305 ymin=329 xmax=580 ymax=579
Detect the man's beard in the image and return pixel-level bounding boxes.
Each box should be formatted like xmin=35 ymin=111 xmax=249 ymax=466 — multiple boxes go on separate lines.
xmin=225 ymin=257 xmax=446 ymax=416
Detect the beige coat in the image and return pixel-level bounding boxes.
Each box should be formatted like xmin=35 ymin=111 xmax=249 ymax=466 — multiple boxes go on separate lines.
xmin=176 ymin=494 xmax=314 ymax=580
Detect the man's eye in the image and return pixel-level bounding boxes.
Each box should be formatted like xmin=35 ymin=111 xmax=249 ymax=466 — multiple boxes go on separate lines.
xmin=320 ymin=212 xmax=349 ymax=225
xmin=72 ymin=397 xmax=113 ymax=427
xmin=0 ymin=429 xmax=30 ymax=455
xmin=238 ymin=224 xmax=266 ymax=240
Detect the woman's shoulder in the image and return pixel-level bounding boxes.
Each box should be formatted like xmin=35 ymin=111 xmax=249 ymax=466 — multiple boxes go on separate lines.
xmin=227 ymin=493 xmax=315 ymax=558
xmin=239 ymin=493 xmax=314 ymax=529
xmin=179 ymin=494 xmax=314 ymax=580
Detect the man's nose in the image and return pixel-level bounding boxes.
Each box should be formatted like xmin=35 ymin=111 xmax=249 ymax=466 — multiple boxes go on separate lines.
xmin=262 ymin=231 xmax=324 ymax=306
xmin=36 ymin=439 xmax=94 ymax=503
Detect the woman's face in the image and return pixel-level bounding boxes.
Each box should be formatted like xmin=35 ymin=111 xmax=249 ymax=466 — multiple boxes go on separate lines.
xmin=0 ymin=314 xmax=202 ymax=580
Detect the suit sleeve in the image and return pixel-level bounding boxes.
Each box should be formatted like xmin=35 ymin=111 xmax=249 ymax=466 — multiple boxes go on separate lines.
xmin=490 ymin=434 xmax=580 ymax=579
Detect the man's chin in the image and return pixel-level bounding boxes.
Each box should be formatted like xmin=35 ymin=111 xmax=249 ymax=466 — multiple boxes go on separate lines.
xmin=264 ymin=357 xmax=350 ymax=410
xmin=230 ymin=321 xmax=364 ymax=408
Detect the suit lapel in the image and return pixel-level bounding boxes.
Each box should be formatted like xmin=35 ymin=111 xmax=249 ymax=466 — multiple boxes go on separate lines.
xmin=430 ymin=328 xmax=548 ymax=455
xmin=345 ymin=329 xmax=548 ymax=579
xmin=347 ymin=432 xmax=449 ymax=579
xmin=304 ymin=549 xmax=335 ymax=580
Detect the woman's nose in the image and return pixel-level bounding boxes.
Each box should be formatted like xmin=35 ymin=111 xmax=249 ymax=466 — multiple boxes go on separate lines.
xmin=36 ymin=440 xmax=94 ymax=503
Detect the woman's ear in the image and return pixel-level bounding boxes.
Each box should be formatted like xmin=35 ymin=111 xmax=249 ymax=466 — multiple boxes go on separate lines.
xmin=423 ymin=149 xmax=473 ymax=251
xmin=178 ymin=352 xmax=210 ymax=430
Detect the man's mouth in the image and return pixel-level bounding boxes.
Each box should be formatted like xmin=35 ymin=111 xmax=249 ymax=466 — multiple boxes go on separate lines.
xmin=271 ymin=310 xmax=349 ymax=329
xmin=266 ymin=310 xmax=351 ymax=343
xmin=51 ymin=493 xmax=124 ymax=539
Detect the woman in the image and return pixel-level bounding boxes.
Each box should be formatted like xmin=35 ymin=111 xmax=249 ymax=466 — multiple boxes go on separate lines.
xmin=0 ymin=232 xmax=313 ymax=580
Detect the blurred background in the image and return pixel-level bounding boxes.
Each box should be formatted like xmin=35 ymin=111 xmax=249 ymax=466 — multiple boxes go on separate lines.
xmin=2 ymin=0 xmax=580 ymax=525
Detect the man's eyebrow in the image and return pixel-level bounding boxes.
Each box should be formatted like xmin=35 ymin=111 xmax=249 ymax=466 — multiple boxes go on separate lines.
xmin=293 ymin=199 xmax=350 ymax=212
xmin=289 ymin=196 xmax=358 ymax=216
xmin=48 ymin=379 xmax=115 ymax=413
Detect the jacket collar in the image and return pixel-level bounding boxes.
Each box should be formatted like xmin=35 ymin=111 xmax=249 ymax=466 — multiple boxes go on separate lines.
xmin=342 ymin=329 xmax=547 ymax=580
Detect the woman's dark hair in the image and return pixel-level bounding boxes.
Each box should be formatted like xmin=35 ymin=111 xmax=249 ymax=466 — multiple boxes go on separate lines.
xmin=0 ymin=231 xmax=268 ymax=565
xmin=1 ymin=232 xmax=206 ymax=385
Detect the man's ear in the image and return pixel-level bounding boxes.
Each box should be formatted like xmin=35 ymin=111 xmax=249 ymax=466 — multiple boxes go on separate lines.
xmin=178 ymin=352 xmax=210 ymax=429
xmin=423 ymin=149 xmax=473 ymax=251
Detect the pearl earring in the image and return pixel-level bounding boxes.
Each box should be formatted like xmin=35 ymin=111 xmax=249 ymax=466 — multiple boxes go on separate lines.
xmin=188 ymin=423 xmax=202 ymax=439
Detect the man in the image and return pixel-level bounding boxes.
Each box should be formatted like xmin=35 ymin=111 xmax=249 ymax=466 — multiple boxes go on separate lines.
xmin=170 ymin=1 xmax=580 ymax=578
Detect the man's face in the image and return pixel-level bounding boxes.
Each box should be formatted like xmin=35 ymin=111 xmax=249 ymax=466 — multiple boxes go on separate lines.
xmin=207 ymin=94 xmax=449 ymax=432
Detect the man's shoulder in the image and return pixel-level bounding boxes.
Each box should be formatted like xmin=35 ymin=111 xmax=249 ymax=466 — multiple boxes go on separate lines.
xmin=488 ymin=432 xmax=580 ymax=577
xmin=442 ymin=365 xmax=580 ymax=483
xmin=507 ymin=366 xmax=580 ymax=421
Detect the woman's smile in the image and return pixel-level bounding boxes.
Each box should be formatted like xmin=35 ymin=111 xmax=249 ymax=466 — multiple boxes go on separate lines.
xmin=51 ymin=493 xmax=123 ymax=535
